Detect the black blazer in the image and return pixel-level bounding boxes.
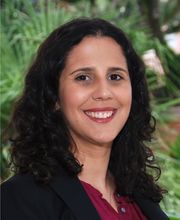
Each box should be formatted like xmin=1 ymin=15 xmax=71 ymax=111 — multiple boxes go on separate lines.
xmin=1 ymin=167 xmax=169 ymax=220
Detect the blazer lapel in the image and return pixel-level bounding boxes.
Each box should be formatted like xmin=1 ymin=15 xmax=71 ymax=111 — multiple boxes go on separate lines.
xmin=49 ymin=168 xmax=101 ymax=220
xmin=48 ymin=167 xmax=169 ymax=220
xmin=134 ymin=195 xmax=169 ymax=220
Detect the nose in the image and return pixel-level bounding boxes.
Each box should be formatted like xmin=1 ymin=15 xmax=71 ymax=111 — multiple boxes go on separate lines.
xmin=92 ymin=80 xmax=113 ymax=101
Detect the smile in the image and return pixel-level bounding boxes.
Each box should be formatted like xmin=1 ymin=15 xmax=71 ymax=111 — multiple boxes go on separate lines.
xmin=85 ymin=111 xmax=113 ymax=118
xmin=84 ymin=108 xmax=117 ymax=123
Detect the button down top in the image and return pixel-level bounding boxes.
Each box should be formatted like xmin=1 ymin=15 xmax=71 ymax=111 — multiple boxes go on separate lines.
xmin=80 ymin=180 xmax=148 ymax=220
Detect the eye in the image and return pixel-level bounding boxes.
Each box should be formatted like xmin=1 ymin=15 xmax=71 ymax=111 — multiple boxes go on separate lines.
xmin=75 ymin=74 xmax=91 ymax=81
xmin=108 ymin=73 xmax=123 ymax=81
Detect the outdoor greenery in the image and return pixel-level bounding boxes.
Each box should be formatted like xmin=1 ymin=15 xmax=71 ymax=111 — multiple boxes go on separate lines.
xmin=1 ymin=0 xmax=180 ymax=218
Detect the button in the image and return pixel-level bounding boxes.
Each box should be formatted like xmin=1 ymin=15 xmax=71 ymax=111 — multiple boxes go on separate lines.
xmin=120 ymin=207 xmax=126 ymax=213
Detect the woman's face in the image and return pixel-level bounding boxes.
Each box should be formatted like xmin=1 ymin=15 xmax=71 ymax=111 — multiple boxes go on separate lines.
xmin=58 ymin=36 xmax=132 ymax=148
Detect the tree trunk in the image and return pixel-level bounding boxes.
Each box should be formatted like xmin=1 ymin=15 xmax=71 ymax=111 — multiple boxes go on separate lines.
xmin=137 ymin=0 xmax=165 ymax=43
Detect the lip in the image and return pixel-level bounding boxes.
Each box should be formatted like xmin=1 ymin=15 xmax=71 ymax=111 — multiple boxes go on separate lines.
xmin=84 ymin=107 xmax=117 ymax=112
xmin=83 ymin=107 xmax=117 ymax=123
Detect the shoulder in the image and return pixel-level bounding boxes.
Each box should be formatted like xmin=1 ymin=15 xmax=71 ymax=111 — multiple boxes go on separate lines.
xmin=1 ymin=173 xmax=68 ymax=220
xmin=2 ymin=172 xmax=47 ymax=191
xmin=1 ymin=173 xmax=51 ymax=202
xmin=2 ymin=172 xmax=39 ymax=190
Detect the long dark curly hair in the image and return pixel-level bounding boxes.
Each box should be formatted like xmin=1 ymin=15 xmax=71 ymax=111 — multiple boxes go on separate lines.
xmin=8 ymin=18 xmax=165 ymax=202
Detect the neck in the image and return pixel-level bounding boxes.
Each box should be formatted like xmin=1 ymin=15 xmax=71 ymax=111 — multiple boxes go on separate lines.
xmin=74 ymin=142 xmax=112 ymax=191
xmin=73 ymin=141 xmax=117 ymax=211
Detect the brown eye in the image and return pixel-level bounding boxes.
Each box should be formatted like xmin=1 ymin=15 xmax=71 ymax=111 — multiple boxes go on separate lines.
xmin=75 ymin=75 xmax=91 ymax=81
xmin=108 ymin=74 xmax=122 ymax=81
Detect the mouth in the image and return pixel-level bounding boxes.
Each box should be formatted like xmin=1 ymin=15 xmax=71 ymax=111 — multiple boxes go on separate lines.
xmin=83 ymin=108 xmax=117 ymax=123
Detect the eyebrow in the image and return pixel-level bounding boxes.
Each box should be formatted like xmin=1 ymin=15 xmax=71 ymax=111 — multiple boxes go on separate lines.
xmin=70 ymin=67 xmax=128 ymax=75
xmin=108 ymin=67 xmax=128 ymax=74
xmin=70 ymin=67 xmax=94 ymax=75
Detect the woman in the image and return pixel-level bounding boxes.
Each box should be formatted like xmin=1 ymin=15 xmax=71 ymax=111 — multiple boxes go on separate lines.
xmin=2 ymin=18 xmax=169 ymax=220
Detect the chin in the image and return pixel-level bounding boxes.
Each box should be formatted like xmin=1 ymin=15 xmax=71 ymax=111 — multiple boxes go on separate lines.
xmin=92 ymin=136 xmax=116 ymax=147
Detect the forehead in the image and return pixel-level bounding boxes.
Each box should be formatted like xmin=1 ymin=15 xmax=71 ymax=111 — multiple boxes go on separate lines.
xmin=64 ymin=36 xmax=127 ymax=68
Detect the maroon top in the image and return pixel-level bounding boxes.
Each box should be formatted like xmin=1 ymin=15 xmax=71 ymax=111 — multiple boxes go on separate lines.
xmin=80 ymin=180 xmax=147 ymax=220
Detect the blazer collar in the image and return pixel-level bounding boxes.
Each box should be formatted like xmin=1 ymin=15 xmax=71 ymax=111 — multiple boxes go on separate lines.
xmin=49 ymin=167 xmax=169 ymax=220
xmin=134 ymin=193 xmax=169 ymax=220
xmin=49 ymin=167 xmax=101 ymax=220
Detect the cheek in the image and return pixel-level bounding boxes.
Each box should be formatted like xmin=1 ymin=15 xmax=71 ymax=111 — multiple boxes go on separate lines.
xmin=117 ymin=84 xmax=132 ymax=106
xmin=126 ymin=91 xmax=132 ymax=110
xmin=127 ymin=88 xmax=132 ymax=105
xmin=59 ymin=86 xmax=90 ymax=111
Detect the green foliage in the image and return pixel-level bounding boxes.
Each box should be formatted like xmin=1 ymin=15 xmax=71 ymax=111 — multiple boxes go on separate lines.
xmin=1 ymin=0 xmax=179 ymax=129
xmin=1 ymin=0 xmax=180 ymax=216
xmin=170 ymin=136 xmax=180 ymax=160
xmin=0 ymin=145 xmax=12 ymax=181
xmin=158 ymin=152 xmax=180 ymax=216
xmin=1 ymin=0 xmax=75 ymax=129
xmin=160 ymin=0 xmax=180 ymax=33
xmin=153 ymin=39 xmax=180 ymax=96
xmin=169 ymin=216 xmax=180 ymax=220
xmin=152 ymin=99 xmax=180 ymax=122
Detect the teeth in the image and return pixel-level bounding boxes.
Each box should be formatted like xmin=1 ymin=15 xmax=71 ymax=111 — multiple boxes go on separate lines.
xmin=85 ymin=111 xmax=113 ymax=118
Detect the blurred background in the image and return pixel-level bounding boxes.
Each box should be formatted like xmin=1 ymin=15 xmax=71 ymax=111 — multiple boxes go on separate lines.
xmin=0 ymin=0 xmax=180 ymax=219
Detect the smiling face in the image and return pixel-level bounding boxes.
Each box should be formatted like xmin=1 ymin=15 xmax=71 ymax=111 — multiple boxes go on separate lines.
xmin=58 ymin=36 xmax=132 ymax=148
